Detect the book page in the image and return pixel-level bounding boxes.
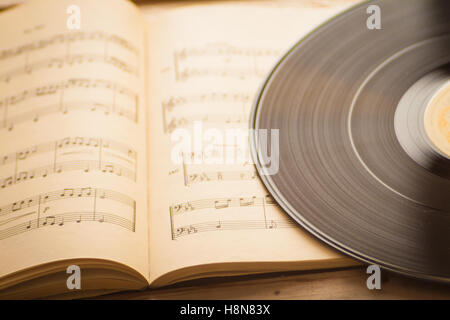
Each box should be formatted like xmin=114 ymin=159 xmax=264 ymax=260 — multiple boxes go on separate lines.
xmin=144 ymin=0 xmax=361 ymax=284
xmin=0 ymin=0 xmax=149 ymax=286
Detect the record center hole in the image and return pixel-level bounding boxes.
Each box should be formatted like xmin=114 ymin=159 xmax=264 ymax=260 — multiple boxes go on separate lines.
xmin=424 ymin=82 xmax=450 ymax=158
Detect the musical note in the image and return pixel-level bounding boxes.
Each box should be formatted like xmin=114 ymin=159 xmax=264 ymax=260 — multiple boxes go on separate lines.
xmin=60 ymin=188 xmax=75 ymax=197
xmin=184 ymin=169 xmax=257 ymax=186
xmin=0 ymin=79 xmax=138 ymax=130
xmin=12 ymin=201 xmax=25 ymax=212
xmin=0 ymin=30 xmax=140 ymax=85
xmin=214 ymin=199 xmax=231 ymax=209
xmin=0 ymin=136 xmax=137 ymax=189
xmin=0 ymin=54 xmax=138 ymax=83
xmin=170 ymin=195 xmax=277 ymax=215
xmin=102 ymin=164 xmax=115 ymax=174
xmin=15 ymin=171 xmax=31 ymax=183
xmin=267 ymin=220 xmax=277 ymax=229
xmin=42 ymin=216 xmax=56 ymax=226
xmin=239 ymin=196 xmax=256 ymax=206
xmin=78 ymin=187 xmax=92 ymax=197
xmin=0 ymin=212 xmax=35 ymax=226
xmin=162 ymin=92 xmax=251 ymax=112
xmin=0 ymin=188 xmax=136 ymax=240
xmin=172 ymin=219 xmax=295 ymax=239
xmin=0 ymin=31 xmax=139 ymax=62
xmin=175 ymin=225 xmax=198 ymax=237
xmin=164 ymin=114 xmax=247 ymax=133
xmin=167 ymin=193 xmax=288 ymax=240
xmin=1 ymin=176 xmax=13 ymax=189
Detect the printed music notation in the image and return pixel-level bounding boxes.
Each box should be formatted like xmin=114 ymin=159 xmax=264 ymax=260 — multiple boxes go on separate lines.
xmin=179 ymin=144 xmax=249 ymax=164
xmin=183 ymin=169 xmax=257 ymax=186
xmin=170 ymin=195 xmax=277 ymax=215
xmin=0 ymin=31 xmax=139 ymax=61
xmin=1 ymin=78 xmax=136 ymax=107
xmin=175 ymin=68 xmax=270 ymax=83
xmin=172 ymin=219 xmax=296 ymax=239
xmin=173 ymin=45 xmax=279 ymax=61
xmin=0 ymin=136 xmax=137 ymax=188
xmin=0 ymin=54 xmax=138 ymax=83
xmin=164 ymin=114 xmax=248 ymax=134
xmin=182 ymin=161 xmax=256 ymax=186
xmin=169 ymin=195 xmax=287 ymax=239
xmin=181 ymin=152 xmax=256 ymax=186
xmin=0 ymin=31 xmax=139 ymax=82
xmin=0 ymin=187 xmax=136 ymax=241
xmin=172 ymin=44 xmax=281 ymax=82
xmin=162 ymin=92 xmax=251 ymax=112
xmin=161 ymin=92 xmax=251 ymax=133
xmin=0 ymin=78 xmax=138 ymax=130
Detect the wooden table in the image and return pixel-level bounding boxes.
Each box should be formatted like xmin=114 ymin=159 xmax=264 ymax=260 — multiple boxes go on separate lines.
xmin=102 ymin=267 xmax=450 ymax=300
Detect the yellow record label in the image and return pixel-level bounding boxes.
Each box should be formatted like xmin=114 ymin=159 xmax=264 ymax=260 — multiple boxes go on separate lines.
xmin=424 ymin=82 xmax=450 ymax=158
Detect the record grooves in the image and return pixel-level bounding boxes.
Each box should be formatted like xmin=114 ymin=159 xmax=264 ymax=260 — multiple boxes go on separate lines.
xmin=250 ymin=0 xmax=450 ymax=281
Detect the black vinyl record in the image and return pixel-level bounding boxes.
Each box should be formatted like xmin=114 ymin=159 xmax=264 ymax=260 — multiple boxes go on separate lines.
xmin=250 ymin=0 xmax=450 ymax=281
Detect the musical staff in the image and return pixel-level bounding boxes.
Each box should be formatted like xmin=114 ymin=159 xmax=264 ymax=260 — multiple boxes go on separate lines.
xmin=172 ymin=219 xmax=295 ymax=239
xmin=173 ymin=44 xmax=280 ymax=82
xmin=0 ymin=136 xmax=137 ymax=188
xmin=0 ymin=30 xmax=140 ymax=84
xmin=0 ymin=54 xmax=138 ymax=83
xmin=164 ymin=113 xmax=248 ymax=134
xmin=162 ymin=92 xmax=251 ymax=112
xmin=1 ymin=78 xmax=136 ymax=107
xmin=0 ymin=212 xmax=135 ymax=241
xmin=178 ymin=142 xmax=250 ymax=165
xmin=0 ymin=187 xmax=136 ymax=241
xmin=0 ymin=78 xmax=138 ymax=130
xmin=183 ymin=169 xmax=257 ymax=186
xmin=176 ymin=68 xmax=271 ymax=82
xmin=170 ymin=195 xmax=276 ymax=215
xmin=181 ymin=154 xmax=255 ymax=186
xmin=161 ymin=92 xmax=251 ymax=133
xmin=169 ymin=195 xmax=286 ymax=240
xmin=174 ymin=45 xmax=279 ymax=60
xmin=0 ymin=31 xmax=139 ymax=62
xmin=161 ymin=41 xmax=294 ymax=242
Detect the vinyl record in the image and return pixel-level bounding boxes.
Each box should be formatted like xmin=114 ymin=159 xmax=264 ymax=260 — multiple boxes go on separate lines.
xmin=250 ymin=0 xmax=450 ymax=281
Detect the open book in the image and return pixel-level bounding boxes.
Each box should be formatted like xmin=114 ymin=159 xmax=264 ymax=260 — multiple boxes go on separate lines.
xmin=0 ymin=0 xmax=360 ymax=299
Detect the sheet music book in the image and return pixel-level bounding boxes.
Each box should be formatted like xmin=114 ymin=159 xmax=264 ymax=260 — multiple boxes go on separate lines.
xmin=0 ymin=0 xmax=359 ymax=299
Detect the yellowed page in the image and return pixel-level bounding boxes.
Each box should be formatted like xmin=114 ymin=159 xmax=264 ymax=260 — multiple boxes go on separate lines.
xmin=0 ymin=0 xmax=149 ymax=286
xmin=144 ymin=0 xmax=361 ymax=284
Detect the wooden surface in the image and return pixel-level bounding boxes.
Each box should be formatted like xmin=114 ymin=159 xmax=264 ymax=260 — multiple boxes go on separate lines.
xmin=101 ymin=267 xmax=450 ymax=300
